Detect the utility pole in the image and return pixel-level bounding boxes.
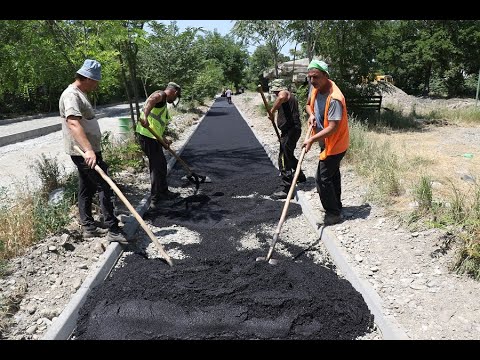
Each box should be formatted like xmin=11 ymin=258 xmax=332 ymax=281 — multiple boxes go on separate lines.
xmin=291 ymin=42 xmax=297 ymax=84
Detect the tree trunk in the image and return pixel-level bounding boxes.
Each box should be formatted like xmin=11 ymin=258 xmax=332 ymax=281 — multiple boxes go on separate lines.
xmin=423 ymin=63 xmax=432 ymax=96
xmin=126 ymin=45 xmax=141 ymax=122
xmin=118 ymin=54 xmax=135 ymax=129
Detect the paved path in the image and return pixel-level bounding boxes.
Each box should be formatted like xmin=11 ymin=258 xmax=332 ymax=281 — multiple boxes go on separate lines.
xmin=71 ymin=96 xmax=376 ymax=340
xmin=0 ymin=104 xmax=133 ymax=197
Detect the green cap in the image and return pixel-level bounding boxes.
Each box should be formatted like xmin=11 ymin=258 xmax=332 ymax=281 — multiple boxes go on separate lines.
xmin=308 ymin=60 xmax=329 ymax=77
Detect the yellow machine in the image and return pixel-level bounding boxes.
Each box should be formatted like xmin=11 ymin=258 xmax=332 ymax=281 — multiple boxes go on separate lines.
xmin=375 ymin=75 xmax=394 ymax=84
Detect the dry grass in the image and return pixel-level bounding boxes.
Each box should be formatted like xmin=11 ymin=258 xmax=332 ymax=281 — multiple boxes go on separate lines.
xmin=368 ymin=124 xmax=480 ymax=209
xmin=0 ymin=197 xmax=36 ymax=260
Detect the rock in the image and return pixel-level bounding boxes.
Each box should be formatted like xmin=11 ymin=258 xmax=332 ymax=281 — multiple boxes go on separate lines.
xmin=26 ymin=325 xmax=37 ymax=335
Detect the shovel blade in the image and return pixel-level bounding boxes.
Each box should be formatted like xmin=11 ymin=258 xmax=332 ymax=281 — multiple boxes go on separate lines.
xmin=255 ymin=256 xmax=278 ymax=265
xmin=181 ymin=174 xmax=212 ymax=183
xmin=199 ymin=175 xmax=212 ymax=183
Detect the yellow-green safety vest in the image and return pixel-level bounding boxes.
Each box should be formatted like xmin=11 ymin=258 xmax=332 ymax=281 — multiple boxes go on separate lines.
xmin=135 ymin=104 xmax=171 ymax=139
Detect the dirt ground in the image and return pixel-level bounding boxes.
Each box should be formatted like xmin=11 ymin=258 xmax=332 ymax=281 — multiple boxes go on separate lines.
xmin=1 ymin=88 xmax=480 ymax=340
xmin=375 ymin=84 xmax=480 ymax=212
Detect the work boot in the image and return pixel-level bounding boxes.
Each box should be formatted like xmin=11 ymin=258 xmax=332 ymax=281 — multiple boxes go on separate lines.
xmin=147 ymin=201 xmax=161 ymax=212
xmin=82 ymin=226 xmax=108 ymax=239
xmin=323 ymin=213 xmax=343 ymax=226
xmin=157 ymin=190 xmax=180 ymax=201
xmin=106 ymin=227 xmax=130 ymax=245
xmin=297 ymin=171 xmax=307 ymax=184
xmin=281 ymin=170 xmax=293 ymax=185
xmin=271 ymin=186 xmax=289 ymax=200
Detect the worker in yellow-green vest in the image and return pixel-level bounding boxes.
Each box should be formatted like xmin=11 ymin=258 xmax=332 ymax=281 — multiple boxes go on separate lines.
xmin=136 ymin=82 xmax=182 ymax=213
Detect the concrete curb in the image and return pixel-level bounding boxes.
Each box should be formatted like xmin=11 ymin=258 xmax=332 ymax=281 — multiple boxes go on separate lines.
xmin=41 ymin=239 xmax=125 ymax=340
xmin=0 ymin=102 xmax=131 ymax=126
xmin=237 ymin=104 xmax=409 ymax=340
xmin=0 ymin=124 xmax=61 ymax=147
xmin=42 ymin=109 xmax=207 ymax=340
xmin=0 ymin=113 xmax=56 ymax=126
xmin=0 ymin=102 xmax=134 ymax=148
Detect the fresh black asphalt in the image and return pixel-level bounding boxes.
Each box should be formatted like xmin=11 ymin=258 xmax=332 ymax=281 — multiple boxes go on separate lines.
xmin=72 ymin=96 xmax=375 ymax=340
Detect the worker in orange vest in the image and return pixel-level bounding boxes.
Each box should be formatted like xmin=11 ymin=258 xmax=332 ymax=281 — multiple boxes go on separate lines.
xmin=304 ymin=60 xmax=349 ymax=226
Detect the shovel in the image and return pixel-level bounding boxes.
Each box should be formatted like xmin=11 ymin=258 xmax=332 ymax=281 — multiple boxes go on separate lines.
xmin=256 ymin=84 xmax=289 ymax=172
xmin=144 ymin=124 xmax=211 ymax=193
xmin=74 ymin=145 xmax=173 ymax=267
xmin=256 ymin=124 xmax=314 ymax=265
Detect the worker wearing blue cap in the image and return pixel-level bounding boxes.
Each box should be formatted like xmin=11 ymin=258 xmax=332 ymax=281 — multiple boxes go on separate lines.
xmin=59 ymin=59 xmax=129 ymax=244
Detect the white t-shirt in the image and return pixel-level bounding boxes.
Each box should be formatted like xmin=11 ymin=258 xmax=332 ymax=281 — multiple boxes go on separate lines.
xmin=59 ymin=84 xmax=102 ymax=155
xmin=225 ymin=89 xmax=232 ymax=97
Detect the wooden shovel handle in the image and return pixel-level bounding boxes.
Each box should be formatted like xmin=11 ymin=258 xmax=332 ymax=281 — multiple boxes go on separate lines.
xmin=265 ymin=124 xmax=315 ymax=261
xmin=257 ymin=84 xmax=273 ymax=117
xmin=74 ymin=145 xmax=173 ymax=266
xmin=144 ymin=124 xmax=193 ymax=176
xmin=257 ymin=85 xmax=283 ymax=144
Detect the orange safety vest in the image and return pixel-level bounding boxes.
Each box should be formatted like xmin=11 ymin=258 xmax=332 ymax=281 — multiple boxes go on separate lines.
xmin=309 ymin=80 xmax=349 ymax=160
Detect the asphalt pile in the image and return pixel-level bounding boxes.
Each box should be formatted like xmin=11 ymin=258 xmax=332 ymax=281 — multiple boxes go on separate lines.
xmin=73 ymin=252 xmax=374 ymax=340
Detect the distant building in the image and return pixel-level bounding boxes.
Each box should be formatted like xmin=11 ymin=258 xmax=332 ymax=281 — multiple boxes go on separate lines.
xmin=263 ymin=58 xmax=311 ymax=87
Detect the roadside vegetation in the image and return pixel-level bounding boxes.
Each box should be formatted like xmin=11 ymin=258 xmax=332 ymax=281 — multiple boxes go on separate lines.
xmin=0 ymin=134 xmax=145 ymax=275
xmin=346 ymin=104 xmax=480 ymax=280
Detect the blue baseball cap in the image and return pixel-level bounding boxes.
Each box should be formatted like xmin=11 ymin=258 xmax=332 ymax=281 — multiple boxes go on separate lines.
xmin=77 ymin=59 xmax=102 ymax=81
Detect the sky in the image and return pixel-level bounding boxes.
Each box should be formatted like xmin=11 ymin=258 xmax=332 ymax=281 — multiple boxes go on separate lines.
xmin=157 ymin=20 xmax=295 ymax=57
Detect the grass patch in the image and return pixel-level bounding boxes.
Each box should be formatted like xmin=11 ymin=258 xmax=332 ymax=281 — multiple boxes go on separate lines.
xmin=413 ymin=175 xmax=433 ymax=212
xmin=455 ymin=237 xmax=480 ymax=280
xmin=427 ymin=106 xmax=480 ymax=125
xmin=346 ymin=118 xmax=402 ymax=204
xmin=348 ymin=112 xmax=480 ymax=280
xmin=0 ymin=134 xmax=141 ymax=266
xmin=257 ymin=102 xmax=270 ymax=117
xmin=101 ymin=132 xmax=145 ymax=175
xmin=0 ymin=176 xmax=75 ymax=262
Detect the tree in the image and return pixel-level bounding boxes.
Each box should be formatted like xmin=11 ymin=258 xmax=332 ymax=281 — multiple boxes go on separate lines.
xmin=312 ymin=20 xmax=384 ymax=97
xmin=138 ymin=21 xmax=204 ymax=102
xmin=288 ymin=20 xmax=324 ymax=62
xmin=376 ymin=20 xmax=479 ymax=97
xmin=232 ymin=20 xmax=292 ymax=78
xmin=107 ymin=20 xmax=148 ymax=123
xmin=0 ymin=20 xmax=74 ymax=113
xmin=190 ymin=59 xmax=225 ymax=103
xmin=245 ymin=45 xmax=274 ymax=89
xmin=197 ymin=30 xmax=249 ymax=92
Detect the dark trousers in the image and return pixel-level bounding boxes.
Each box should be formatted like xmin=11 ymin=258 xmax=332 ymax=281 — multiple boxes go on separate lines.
xmin=71 ymin=153 xmax=118 ymax=230
xmin=279 ymin=127 xmax=301 ymax=184
xmin=316 ymin=150 xmax=346 ymax=216
xmin=138 ymin=134 xmax=168 ymax=203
